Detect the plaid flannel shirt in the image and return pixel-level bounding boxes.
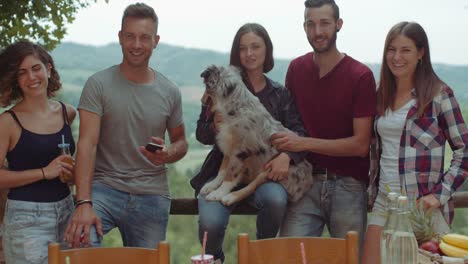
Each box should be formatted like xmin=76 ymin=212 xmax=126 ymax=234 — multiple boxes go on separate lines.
xmin=369 ymin=85 xmax=468 ymax=223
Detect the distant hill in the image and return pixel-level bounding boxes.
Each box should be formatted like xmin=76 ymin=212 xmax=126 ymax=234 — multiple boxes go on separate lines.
xmin=51 ymin=42 xmax=468 ymax=138
xmin=52 ymin=42 xmax=468 ymax=101
xmin=52 ymin=42 xmax=229 ymax=88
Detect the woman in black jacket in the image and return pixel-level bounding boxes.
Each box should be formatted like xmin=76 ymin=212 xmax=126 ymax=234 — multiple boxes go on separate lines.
xmin=190 ymin=23 xmax=308 ymax=263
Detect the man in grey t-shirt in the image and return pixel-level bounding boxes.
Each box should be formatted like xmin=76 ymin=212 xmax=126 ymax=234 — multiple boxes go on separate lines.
xmin=64 ymin=3 xmax=188 ymax=248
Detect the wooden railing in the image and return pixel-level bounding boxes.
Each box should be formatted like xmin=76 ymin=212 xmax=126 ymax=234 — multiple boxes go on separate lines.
xmin=454 ymin=191 xmax=468 ymax=208
xmin=170 ymin=191 xmax=468 ymax=215
xmin=169 ymin=198 xmax=258 ymax=215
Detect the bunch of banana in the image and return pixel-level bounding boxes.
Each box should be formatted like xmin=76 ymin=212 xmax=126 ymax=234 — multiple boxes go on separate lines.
xmin=440 ymin=234 xmax=468 ymax=258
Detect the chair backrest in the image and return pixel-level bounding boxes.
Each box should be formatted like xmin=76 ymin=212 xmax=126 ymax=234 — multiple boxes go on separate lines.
xmin=48 ymin=241 xmax=169 ymax=264
xmin=238 ymin=231 xmax=359 ymax=264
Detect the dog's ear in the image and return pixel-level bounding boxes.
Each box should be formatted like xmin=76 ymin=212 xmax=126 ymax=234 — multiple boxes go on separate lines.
xmin=223 ymin=83 xmax=236 ymax=98
xmin=200 ymin=69 xmax=210 ymax=80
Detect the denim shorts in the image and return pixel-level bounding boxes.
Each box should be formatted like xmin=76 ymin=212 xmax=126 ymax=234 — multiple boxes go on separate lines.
xmin=368 ymin=191 xmax=450 ymax=234
xmin=2 ymin=195 xmax=73 ymax=264
xmin=368 ymin=191 xmax=390 ymax=226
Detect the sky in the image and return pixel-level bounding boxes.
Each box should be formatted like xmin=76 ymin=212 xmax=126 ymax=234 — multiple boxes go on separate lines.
xmin=63 ymin=0 xmax=468 ymax=65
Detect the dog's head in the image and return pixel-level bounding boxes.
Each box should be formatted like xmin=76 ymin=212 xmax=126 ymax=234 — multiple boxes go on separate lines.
xmin=200 ymin=65 xmax=242 ymax=107
xmin=200 ymin=65 xmax=221 ymax=93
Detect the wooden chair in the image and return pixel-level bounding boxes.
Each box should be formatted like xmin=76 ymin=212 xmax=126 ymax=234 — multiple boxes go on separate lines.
xmin=238 ymin=231 xmax=359 ymax=264
xmin=48 ymin=241 xmax=169 ymax=264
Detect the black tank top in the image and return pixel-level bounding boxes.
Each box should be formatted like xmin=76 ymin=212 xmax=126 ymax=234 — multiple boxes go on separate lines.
xmin=6 ymin=102 xmax=76 ymax=202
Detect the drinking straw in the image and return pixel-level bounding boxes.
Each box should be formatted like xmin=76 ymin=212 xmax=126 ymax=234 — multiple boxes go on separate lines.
xmin=300 ymin=242 xmax=306 ymax=264
xmin=62 ymin=134 xmax=65 ymax=145
xmin=202 ymin=231 xmax=207 ymax=260
xmin=65 ymin=256 xmax=71 ymax=264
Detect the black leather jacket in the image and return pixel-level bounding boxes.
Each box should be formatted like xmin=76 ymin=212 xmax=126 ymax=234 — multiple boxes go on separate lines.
xmin=190 ymin=76 xmax=308 ymax=195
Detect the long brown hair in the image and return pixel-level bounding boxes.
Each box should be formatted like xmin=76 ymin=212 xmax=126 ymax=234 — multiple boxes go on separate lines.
xmin=0 ymin=41 xmax=61 ymax=107
xmin=377 ymin=21 xmax=445 ymax=116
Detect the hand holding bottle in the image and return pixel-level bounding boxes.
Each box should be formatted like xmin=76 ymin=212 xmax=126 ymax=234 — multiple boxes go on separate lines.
xmin=58 ymin=135 xmax=74 ymax=183
xmin=42 ymin=155 xmax=73 ymax=181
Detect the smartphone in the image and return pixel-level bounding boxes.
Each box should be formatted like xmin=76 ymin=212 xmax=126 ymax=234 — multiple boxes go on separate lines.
xmin=145 ymin=142 xmax=163 ymax=153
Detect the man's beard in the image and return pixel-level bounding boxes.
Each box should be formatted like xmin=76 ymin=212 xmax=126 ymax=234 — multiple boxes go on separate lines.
xmin=308 ymin=30 xmax=338 ymax=53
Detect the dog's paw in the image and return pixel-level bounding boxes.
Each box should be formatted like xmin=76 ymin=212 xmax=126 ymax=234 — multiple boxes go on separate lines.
xmin=200 ymin=180 xmax=220 ymax=195
xmin=206 ymin=188 xmax=230 ymax=201
xmin=221 ymin=193 xmax=240 ymax=206
xmin=200 ymin=185 xmax=212 ymax=196
xmin=205 ymin=191 xmax=221 ymax=201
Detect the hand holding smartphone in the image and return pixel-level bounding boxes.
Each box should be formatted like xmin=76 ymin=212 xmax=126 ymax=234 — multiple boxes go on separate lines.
xmin=145 ymin=142 xmax=163 ymax=153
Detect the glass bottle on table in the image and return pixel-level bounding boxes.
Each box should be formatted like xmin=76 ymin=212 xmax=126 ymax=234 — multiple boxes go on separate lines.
xmin=381 ymin=192 xmax=399 ymax=264
xmin=387 ymin=196 xmax=418 ymax=264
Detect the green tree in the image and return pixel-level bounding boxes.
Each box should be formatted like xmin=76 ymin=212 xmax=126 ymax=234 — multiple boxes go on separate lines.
xmin=0 ymin=0 xmax=106 ymax=50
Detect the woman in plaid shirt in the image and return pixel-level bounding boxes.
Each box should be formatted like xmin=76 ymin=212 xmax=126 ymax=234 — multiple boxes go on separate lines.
xmin=362 ymin=21 xmax=468 ymax=264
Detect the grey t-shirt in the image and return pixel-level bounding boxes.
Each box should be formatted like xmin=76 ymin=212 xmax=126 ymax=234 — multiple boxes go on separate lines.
xmin=78 ymin=65 xmax=183 ymax=195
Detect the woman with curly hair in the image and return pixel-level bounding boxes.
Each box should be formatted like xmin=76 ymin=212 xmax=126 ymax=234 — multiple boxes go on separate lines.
xmin=0 ymin=41 xmax=76 ymax=264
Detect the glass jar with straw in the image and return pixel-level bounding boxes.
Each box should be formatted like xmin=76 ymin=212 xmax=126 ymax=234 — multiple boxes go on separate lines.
xmin=191 ymin=231 xmax=214 ymax=264
xmin=58 ymin=134 xmax=74 ymax=183
xmin=300 ymin=242 xmax=307 ymax=264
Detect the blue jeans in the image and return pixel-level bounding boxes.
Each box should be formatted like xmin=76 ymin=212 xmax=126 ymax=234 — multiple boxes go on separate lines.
xmin=198 ymin=182 xmax=288 ymax=262
xmin=2 ymin=195 xmax=73 ymax=264
xmin=280 ymin=175 xmax=367 ymax=248
xmin=89 ymin=182 xmax=170 ymax=248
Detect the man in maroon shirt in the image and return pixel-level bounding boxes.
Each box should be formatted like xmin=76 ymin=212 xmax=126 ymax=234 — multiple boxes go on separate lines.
xmin=271 ymin=0 xmax=376 ymax=249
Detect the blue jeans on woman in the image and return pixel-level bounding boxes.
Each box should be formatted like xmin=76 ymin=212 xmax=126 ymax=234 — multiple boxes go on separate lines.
xmin=198 ymin=182 xmax=288 ymax=262
xmin=2 ymin=195 xmax=73 ymax=264
xmin=89 ymin=182 xmax=171 ymax=248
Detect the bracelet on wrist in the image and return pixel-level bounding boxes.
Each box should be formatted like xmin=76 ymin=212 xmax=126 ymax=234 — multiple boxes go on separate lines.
xmin=75 ymin=199 xmax=93 ymax=208
xmin=40 ymin=168 xmax=46 ymax=180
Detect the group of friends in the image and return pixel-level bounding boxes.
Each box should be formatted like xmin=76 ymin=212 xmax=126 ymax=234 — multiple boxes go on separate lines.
xmin=0 ymin=0 xmax=467 ymax=263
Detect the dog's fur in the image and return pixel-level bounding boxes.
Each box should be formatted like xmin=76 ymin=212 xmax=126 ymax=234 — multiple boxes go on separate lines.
xmin=199 ymin=65 xmax=313 ymax=206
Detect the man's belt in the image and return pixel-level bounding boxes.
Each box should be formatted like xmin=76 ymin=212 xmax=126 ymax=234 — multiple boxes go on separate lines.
xmin=312 ymin=166 xmax=337 ymax=180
